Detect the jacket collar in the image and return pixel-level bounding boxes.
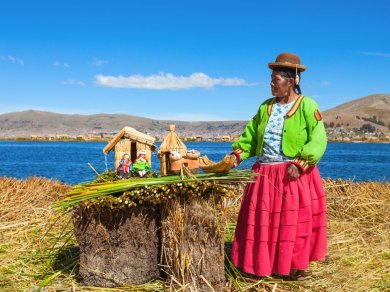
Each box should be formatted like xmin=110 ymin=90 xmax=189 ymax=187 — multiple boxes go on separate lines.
xmin=267 ymin=95 xmax=305 ymax=119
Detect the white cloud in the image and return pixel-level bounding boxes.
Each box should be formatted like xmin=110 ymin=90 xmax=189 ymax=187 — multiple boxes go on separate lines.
xmin=53 ymin=61 xmax=70 ymax=68
xmin=320 ymin=81 xmax=331 ymax=86
xmin=6 ymin=55 xmax=24 ymax=65
xmin=357 ymin=51 xmax=390 ymax=58
xmin=93 ymin=58 xmax=108 ymax=67
xmin=62 ymin=80 xmax=86 ymax=86
xmin=95 ymin=72 xmax=255 ymax=90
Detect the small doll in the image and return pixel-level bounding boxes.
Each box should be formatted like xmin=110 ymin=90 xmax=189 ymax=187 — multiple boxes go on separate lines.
xmin=117 ymin=153 xmax=132 ymax=178
xmin=132 ymin=150 xmax=151 ymax=177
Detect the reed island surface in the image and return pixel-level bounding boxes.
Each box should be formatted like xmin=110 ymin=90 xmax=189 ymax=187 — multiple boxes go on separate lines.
xmin=0 ymin=175 xmax=389 ymax=291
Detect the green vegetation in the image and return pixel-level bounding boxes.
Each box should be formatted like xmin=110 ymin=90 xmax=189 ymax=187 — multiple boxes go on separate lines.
xmin=361 ymin=115 xmax=385 ymax=126
xmin=360 ymin=123 xmax=376 ymax=133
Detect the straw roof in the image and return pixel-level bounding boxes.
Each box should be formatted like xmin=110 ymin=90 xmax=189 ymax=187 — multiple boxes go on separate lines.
xmin=103 ymin=126 xmax=156 ymax=154
xmin=158 ymin=125 xmax=187 ymax=156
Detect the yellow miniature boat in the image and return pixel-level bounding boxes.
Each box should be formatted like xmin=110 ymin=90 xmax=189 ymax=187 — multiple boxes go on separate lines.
xmin=199 ymin=154 xmax=236 ymax=173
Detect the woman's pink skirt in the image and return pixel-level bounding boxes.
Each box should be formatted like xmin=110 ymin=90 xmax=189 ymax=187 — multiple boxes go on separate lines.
xmin=231 ymin=162 xmax=327 ymax=276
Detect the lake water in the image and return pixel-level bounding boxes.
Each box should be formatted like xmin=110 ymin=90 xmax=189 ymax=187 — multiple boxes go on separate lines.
xmin=0 ymin=141 xmax=388 ymax=185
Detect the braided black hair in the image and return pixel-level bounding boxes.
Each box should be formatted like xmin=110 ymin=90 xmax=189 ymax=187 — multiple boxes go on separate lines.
xmin=272 ymin=68 xmax=302 ymax=95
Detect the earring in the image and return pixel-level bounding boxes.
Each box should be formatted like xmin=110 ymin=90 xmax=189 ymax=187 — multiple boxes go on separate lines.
xmin=295 ymin=65 xmax=300 ymax=85
xmin=295 ymin=74 xmax=300 ymax=85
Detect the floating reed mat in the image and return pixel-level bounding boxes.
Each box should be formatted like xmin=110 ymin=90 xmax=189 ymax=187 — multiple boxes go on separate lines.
xmin=54 ymin=170 xmax=256 ymax=288
xmin=1 ymin=177 xmax=389 ymax=291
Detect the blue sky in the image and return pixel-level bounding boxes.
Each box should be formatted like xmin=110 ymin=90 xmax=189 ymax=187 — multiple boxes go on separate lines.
xmin=0 ymin=0 xmax=389 ymax=121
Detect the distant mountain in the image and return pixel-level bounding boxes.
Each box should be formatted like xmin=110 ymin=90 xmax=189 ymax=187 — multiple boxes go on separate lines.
xmin=0 ymin=110 xmax=247 ymax=138
xmin=322 ymin=94 xmax=390 ymax=133
xmin=1 ymin=94 xmax=389 ymax=139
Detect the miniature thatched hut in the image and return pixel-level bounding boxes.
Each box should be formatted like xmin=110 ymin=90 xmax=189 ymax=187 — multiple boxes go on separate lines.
xmin=103 ymin=127 xmax=156 ymax=169
xmin=158 ymin=125 xmax=200 ymax=175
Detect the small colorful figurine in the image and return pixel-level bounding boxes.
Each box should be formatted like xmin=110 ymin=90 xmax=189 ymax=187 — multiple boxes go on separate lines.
xmin=133 ymin=150 xmax=151 ymax=177
xmin=117 ymin=153 xmax=132 ymax=179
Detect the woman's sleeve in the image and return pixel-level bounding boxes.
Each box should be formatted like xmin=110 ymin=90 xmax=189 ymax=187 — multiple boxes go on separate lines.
xmin=232 ymin=110 xmax=260 ymax=162
xmin=292 ymin=100 xmax=327 ymax=172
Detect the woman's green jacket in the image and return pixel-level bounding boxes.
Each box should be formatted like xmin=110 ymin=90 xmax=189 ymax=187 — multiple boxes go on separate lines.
xmin=232 ymin=95 xmax=327 ymax=172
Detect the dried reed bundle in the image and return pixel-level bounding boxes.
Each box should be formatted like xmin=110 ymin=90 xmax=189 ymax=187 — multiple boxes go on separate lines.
xmin=160 ymin=193 xmax=227 ymax=291
xmin=54 ymin=170 xmax=257 ymax=212
xmin=312 ymin=179 xmax=390 ymax=291
xmin=0 ymin=177 xmax=73 ymax=291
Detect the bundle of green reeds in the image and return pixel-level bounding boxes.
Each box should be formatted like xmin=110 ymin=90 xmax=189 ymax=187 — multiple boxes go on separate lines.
xmin=55 ymin=170 xmax=257 ymax=212
xmin=92 ymin=169 xmax=159 ymax=183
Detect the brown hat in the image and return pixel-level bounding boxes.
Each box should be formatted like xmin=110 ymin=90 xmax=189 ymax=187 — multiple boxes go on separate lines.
xmin=268 ymin=52 xmax=306 ymax=72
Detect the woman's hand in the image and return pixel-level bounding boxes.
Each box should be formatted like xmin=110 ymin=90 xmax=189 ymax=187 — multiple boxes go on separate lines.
xmin=287 ymin=163 xmax=302 ymax=179
xmin=231 ymin=155 xmax=238 ymax=168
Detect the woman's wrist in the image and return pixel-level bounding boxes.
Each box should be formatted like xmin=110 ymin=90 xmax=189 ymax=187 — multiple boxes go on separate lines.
xmin=231 ymin=149 xmax=243 ymax=165
xmin=291 ymin=157 xmax=309 ymax=173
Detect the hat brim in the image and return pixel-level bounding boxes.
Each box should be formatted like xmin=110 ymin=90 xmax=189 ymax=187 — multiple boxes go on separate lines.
xmin=268 ymin=62 xmax=306 ymax=72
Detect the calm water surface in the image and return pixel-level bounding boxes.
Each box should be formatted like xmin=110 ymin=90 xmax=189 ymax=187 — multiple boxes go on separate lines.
xmin=0 ymin=141 xmax=388 ymax=184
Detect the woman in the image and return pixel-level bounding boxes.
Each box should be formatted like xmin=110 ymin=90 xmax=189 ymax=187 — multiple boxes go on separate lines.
xmin=230 ymin=52 xmax=327 ymax=279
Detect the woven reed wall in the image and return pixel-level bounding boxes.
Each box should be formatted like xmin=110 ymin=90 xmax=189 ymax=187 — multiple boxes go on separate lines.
xmin=114 ymin=139 xmax=131 ymax=169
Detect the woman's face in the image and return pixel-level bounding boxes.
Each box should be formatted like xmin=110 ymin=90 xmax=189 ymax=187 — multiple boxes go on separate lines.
xmin=270 ymin=72 xmax=292 ymax=97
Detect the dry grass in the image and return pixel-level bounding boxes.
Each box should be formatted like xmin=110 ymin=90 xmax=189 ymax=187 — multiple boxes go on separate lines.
xmin=313 ymin=179 xmax=390 ymax=291
xmin=0 ymin=177 xmax=389 ymax=291
xmin=0 ymin=177 xmax=73 ymax=290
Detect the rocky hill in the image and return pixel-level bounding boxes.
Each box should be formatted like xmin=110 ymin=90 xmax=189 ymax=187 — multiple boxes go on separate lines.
xmin=0 ymin=110 xmax=247 ymax=138
xmin=322 ymin=94 xmax=390 ymax=134
xmin=1 ymin=94 xmax=389 ymax=139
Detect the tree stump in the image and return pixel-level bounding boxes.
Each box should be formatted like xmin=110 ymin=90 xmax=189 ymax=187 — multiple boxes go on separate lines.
xmin=72 ymin=205 xmax=160 ymax=287
xmin=160 ymin=195 xmax=227 ymax=291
